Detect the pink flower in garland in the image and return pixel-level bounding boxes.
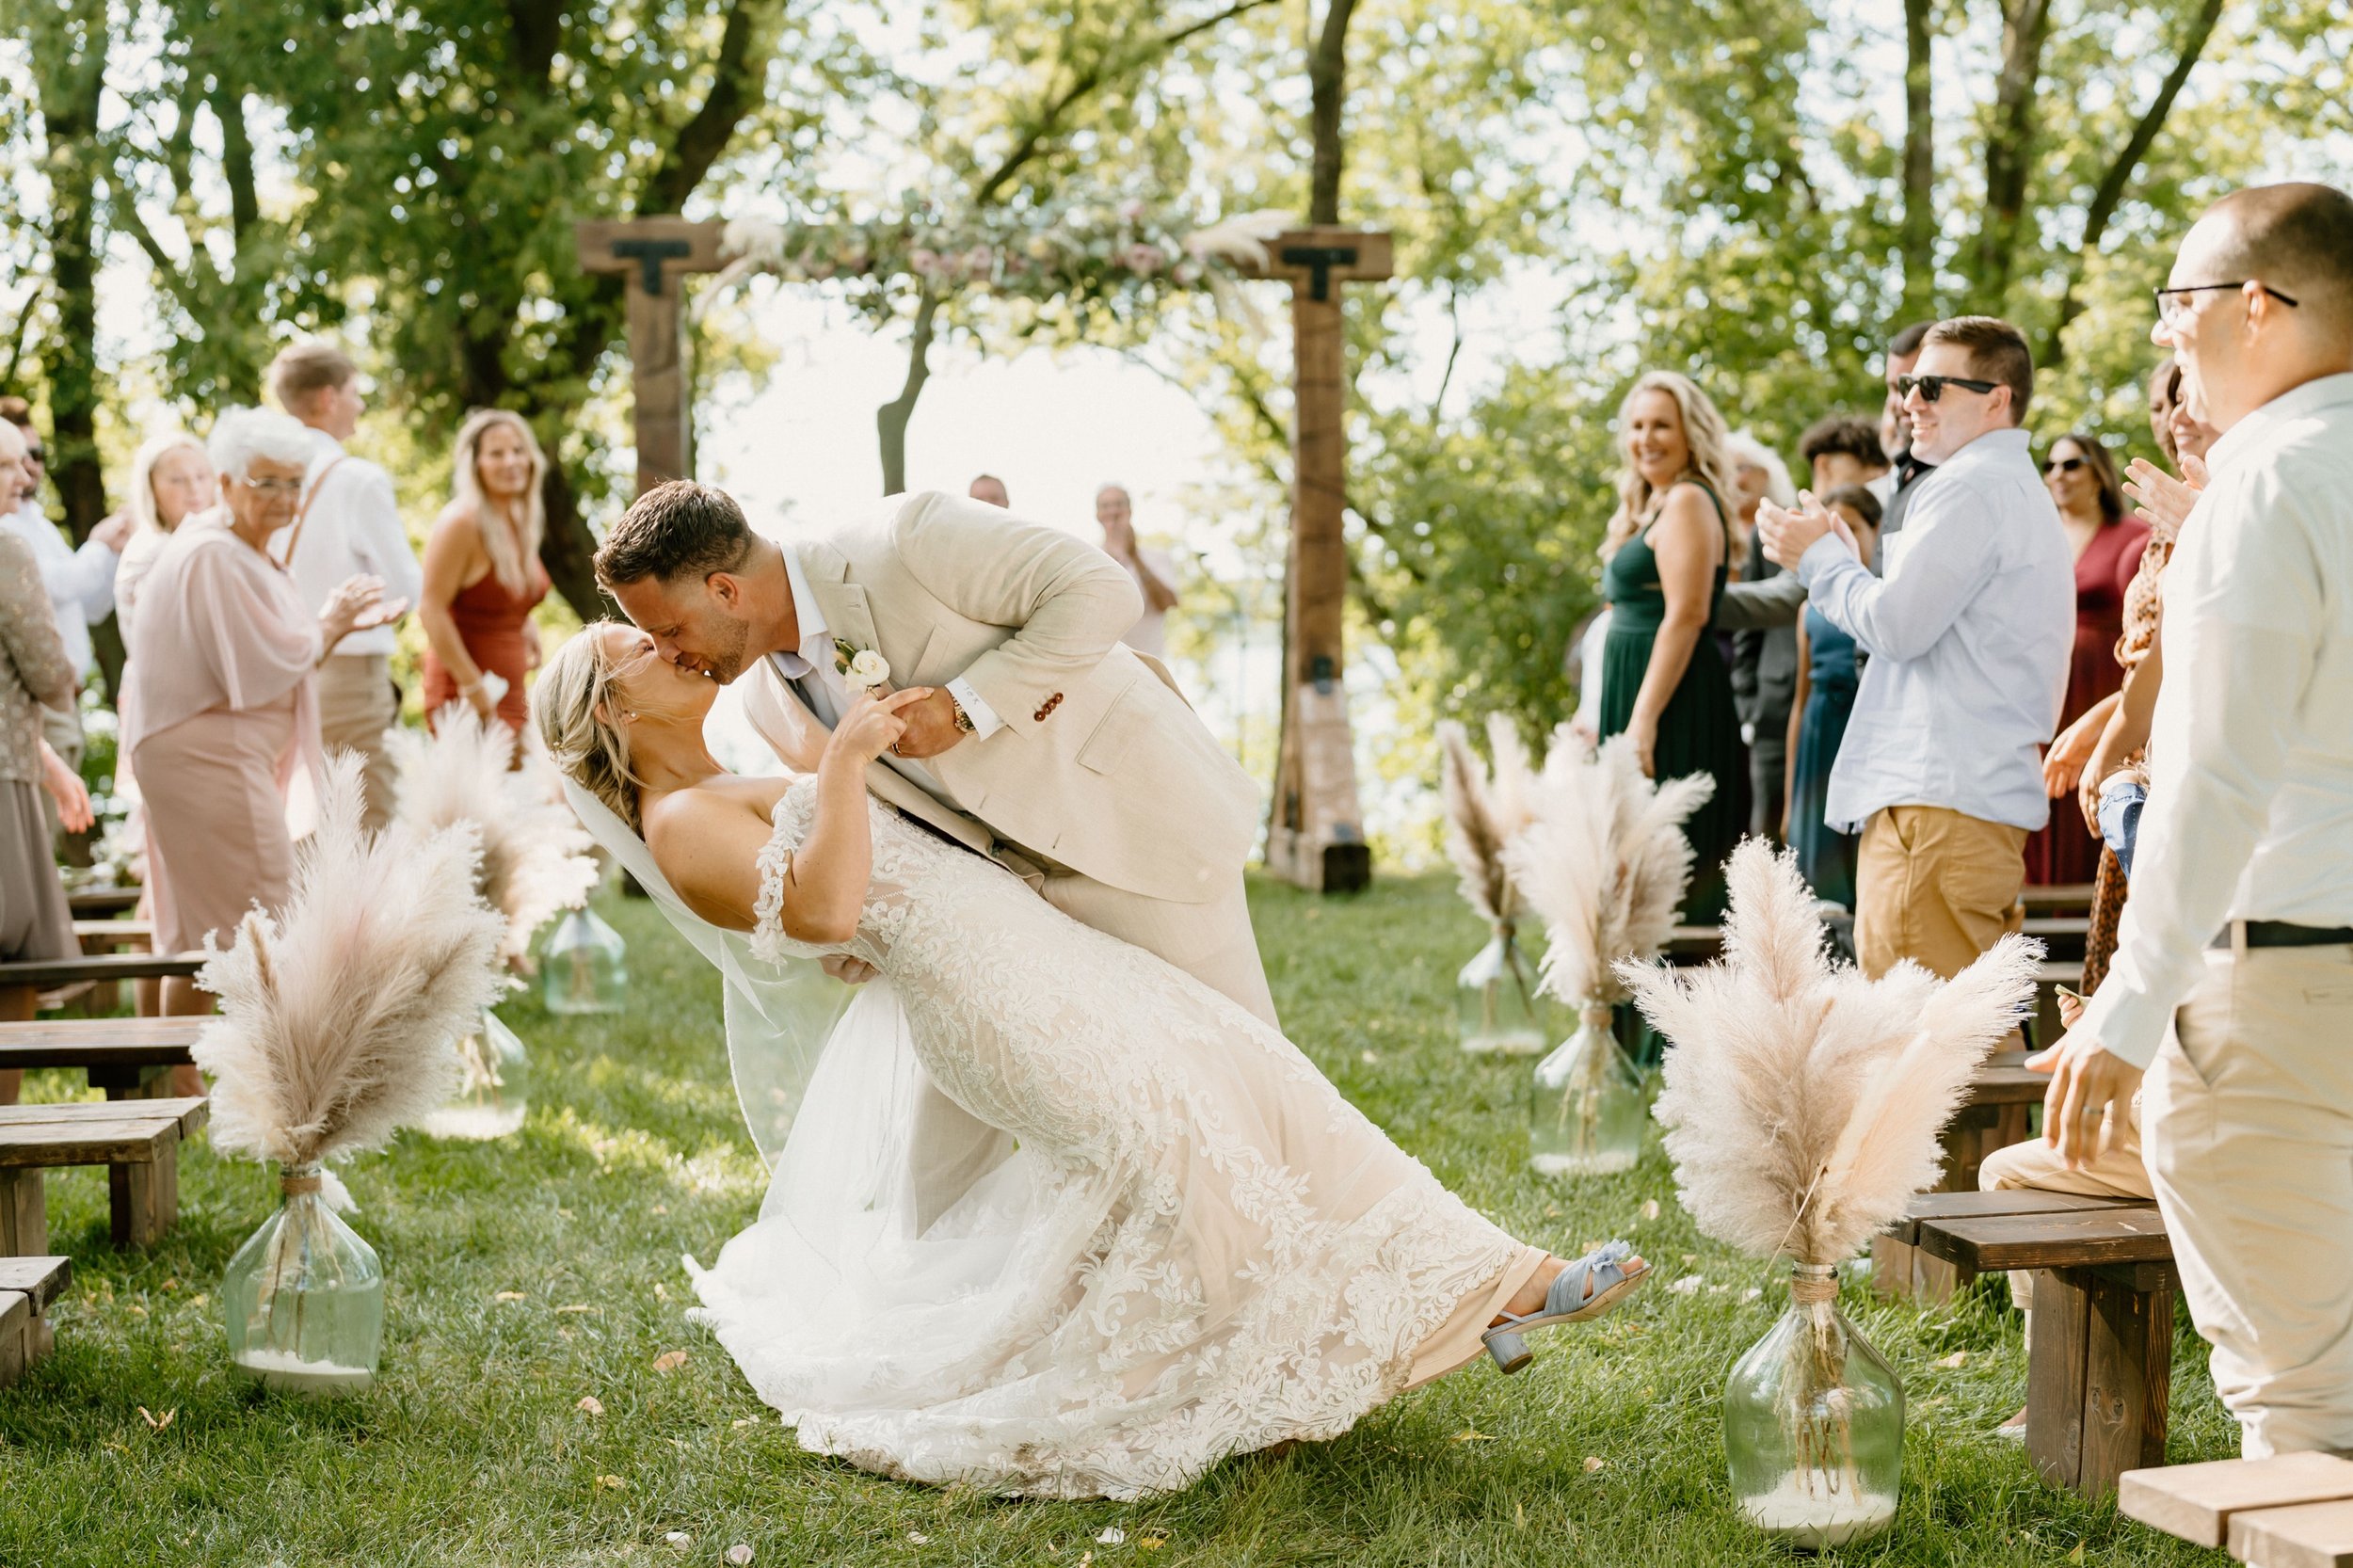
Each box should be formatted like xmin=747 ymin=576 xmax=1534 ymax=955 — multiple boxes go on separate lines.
xmin=1120 ymin=242 xmax=1168 ymax=277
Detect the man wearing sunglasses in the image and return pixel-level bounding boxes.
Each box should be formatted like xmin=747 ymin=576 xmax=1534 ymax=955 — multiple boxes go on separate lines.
xmin=1757 ymin=316 xmax=2073 ymax=987
xmin=2034 ymin=182 xmax=2353 ymax=1463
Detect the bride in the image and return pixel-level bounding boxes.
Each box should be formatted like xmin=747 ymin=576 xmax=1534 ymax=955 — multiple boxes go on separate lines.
xmin=535 ymin=623 xmax=1649 ymax=1500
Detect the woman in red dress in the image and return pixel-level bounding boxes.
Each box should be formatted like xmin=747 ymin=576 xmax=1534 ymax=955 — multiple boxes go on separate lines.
xmin=420 ymin=409 xmax=551 ymax=754
xmin=2023 ymin=432 xmax=2147 ymax=887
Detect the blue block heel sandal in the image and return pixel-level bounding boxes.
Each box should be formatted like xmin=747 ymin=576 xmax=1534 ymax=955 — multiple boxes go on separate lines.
xmin=1481 ymin=1240 xmax=1649 ymax=1374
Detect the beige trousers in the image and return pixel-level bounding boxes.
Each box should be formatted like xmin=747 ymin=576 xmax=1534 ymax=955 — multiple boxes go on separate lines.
xmin=1978 ymin=1097 xmax=2152 ymax=1311
xmin=1040 ymin=867 xmax=1279 ymax=1029
xmin=2146 ymin=942 xmax=2353 ymax=1459
xmin=1854 ymin=804 xmax=2026 ymax=981
xmin=315 ymin=653 xmax=398 ymax=833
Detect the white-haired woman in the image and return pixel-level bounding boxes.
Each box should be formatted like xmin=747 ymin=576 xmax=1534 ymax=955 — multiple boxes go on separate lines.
xmin=112 ymin=431 xmax=216 ymax=648
xmin=527 ymin=623 xmax=1649 ymax=1500
xmin=1597 ymin=370 xmax=1748 ymax=924
xmin=419 ymin=408 xmax=549 ymax=748
xmin=120 ymin=408 xmax=391 ymax=1029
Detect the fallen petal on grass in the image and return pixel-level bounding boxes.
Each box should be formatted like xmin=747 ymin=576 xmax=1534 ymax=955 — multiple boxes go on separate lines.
xmin=577 ymin=1396 xmax=604 ymax=1416
xmin=652 ymin=1350 xmax=690 ymax=1372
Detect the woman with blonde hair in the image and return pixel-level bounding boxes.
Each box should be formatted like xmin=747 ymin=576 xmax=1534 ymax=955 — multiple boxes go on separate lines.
xmin=1596 ymin=370 xmax=1748 ymax=922
xmin=112 ymin=432 xmax=216 ymax=646
xmin=420 ymin=408 xmax=550 ymax=745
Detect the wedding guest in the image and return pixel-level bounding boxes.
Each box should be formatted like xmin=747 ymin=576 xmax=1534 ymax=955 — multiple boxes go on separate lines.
xmin=113 ymin=431 xmax=216 ymax=647
xmin=1726 ymin=432 xmax=1799 ymax=838
xmin=1873 ymin=321 xmax=1939 ymax=534
xmin=2039 ymin=181 xmax=2353 ymax=1461
xmin=0 ymin=433 xmax=88 ymax=1101
xmin=2023 ymin=435 xmax=2148 ymax=888
xmin=267 ymin=342 xmax=421 ymax=832
xmin=0 ymin=396 xmax=130 ymax=803
xmin=419 ymin=409 xmax=550 ymax=746
xmin=1798 ymin=415 xmax=1890 ymax=493
xmin=1598 ymin=371 xmax=1747 ymax=921
xmin=1095 ymin=484 xmax=1179 ymax=661
xmin=1760 ymin=316 xmax=2073 ymax=981
xmin=968 ymin=474 xmax=1009 ymax=507
xmin=123 ymin=408 xmax=389 ymax=1037
xmin=1782 ymin=485 xmax=1881 ymax=910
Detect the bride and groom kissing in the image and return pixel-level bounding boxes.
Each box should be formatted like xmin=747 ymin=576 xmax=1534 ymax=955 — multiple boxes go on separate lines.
xmin=531 ymin=480 xmax=1649 ymax=1500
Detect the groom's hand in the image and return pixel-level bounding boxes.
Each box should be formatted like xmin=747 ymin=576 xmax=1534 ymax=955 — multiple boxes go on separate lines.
xmin=891 ymin=688 xmax=969 ymax=760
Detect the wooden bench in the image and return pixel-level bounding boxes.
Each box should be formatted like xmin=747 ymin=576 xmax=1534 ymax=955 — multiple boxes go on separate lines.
xmin=2023 ymin=883 xmax=2099 ymax=918
xmin=2122 ymin=1452 xmax=2353 ymax=1563
xmin=1917 ymin=1204 xmax=2177 ymax=1497
xmin=2022 ymin=915 xmax=2089 ymax=964
xmin=0 ymin=1255 xmax=71 ymax=1386
xmin=1874 ymin=1186 xmax=2148 ymax=1303
xmin=2031 ymin=958 xmax=2081 ymax=1051
xmin=72 ymin=920 xmax=153 ymax=952
xmin=0 ymin=952 xmax=206 ymax=991
xmin=0 ymin=1017 xmax=205 ymax=1100
xmin=1664 ymin=924 xmax=1721 ymax=966
xmin=66 ymin=887 xmax=141 ymax=920
xmin=0 ymin=1097 xmax=209 ymax=1252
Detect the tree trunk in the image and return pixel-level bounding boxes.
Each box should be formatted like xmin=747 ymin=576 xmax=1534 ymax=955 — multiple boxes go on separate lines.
xmin=2040 ymin=0 xmax=2226 ymax=370
xmin=538 ymin=456 xmax=609 ymax=619
xmin=1899 ymin=0 xmax=1936 ymax=319
xmin=1972 ymin=0 xmax=2054 ymax=310
xmin=1307 ymin=0 xmax=1359 ymax=225
xmin=875 ymin=289 xmax=941 ymax=496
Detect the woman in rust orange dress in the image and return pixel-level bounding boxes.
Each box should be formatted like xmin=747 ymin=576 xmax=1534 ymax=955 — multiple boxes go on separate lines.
xmin=420 ymin=409 xmax=551 ymax=752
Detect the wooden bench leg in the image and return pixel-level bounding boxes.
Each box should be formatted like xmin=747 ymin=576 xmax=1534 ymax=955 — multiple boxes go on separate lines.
xmin=2026 ymin=1263 xmax=2175 ymax=1496
xmin=0 ymin=1290 xmax=27 ymax=1386
xmin=0 ymin=1169 xmax=45 ymax=1256
xmin=108 ymin=1137 xmax=179 ymax=1248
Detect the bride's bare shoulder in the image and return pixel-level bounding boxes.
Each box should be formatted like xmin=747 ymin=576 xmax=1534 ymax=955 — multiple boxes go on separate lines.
xmin=641 ymin=775 xmax=794 ymax=845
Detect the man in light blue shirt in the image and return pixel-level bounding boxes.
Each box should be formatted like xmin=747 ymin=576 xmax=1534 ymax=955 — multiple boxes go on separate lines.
xmin=1761 ymin=316 xmax=2073 ymax=980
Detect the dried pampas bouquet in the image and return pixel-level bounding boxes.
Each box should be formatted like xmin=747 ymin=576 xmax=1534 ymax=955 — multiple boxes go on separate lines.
xmin=1505 ymin=730 xmax=1713 ymax=1175
xmin=1613 ymin=839 xmax=2039 ymax=1544
xmin=197 ymin=753 xmax=509 ymax=1393
xmin=1439 ymin=714 xmax=1546 ymax=1052
xmin=392 ymin=704 xmax=600 ymax=965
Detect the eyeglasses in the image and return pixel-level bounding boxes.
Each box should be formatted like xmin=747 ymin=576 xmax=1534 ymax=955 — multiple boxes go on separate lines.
xmin=2043 ymin=456 xmax=2086 ymax=475
xmin=1896 ymin=374 xmax=2001 ymax=403
xmin=2153 ymin=281 xmax=2300 ymax=328
xmin=236 ymin=476 xmax=305 ymax=497
xmin=20 ymin=447 xmax=41 ymax=466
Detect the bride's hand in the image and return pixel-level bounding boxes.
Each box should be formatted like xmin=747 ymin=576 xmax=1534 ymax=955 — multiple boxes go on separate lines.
xmin=823 ymin=687 xmax=933 ymax=774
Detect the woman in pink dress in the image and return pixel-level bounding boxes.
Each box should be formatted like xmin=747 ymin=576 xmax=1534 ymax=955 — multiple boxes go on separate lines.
xmin=121 ymin=408 xmax=392 ymax=1057
xmin=2023 ymin=433 xmax=2148 ymax=888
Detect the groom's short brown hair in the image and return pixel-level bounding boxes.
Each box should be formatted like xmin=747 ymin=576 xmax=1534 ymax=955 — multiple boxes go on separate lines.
xmin=596 ymin=480 xmax=756 ymax=587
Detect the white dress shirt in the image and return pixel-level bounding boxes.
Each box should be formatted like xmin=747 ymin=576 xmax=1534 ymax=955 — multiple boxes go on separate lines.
xmin=766 ymin=544 xmax=1002 ymax=808
xmin=2077 ymin=372 xmax=2353 ymax=1069
xmin=1796 ymin=426 xmax=2073 ymax=835
xmin=270 ymin=428 xmax=424 ymax=658
xmin=4 ymin=501 xmax=118 ymax=679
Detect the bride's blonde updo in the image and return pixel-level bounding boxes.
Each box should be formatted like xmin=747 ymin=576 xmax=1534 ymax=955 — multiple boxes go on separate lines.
xmin=533 ymin=626 xmax=648 ymax=832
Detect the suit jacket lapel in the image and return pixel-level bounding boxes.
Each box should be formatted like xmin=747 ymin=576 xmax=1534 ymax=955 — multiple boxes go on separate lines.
xmin=798 ymin=539 xmax=883 ymax=669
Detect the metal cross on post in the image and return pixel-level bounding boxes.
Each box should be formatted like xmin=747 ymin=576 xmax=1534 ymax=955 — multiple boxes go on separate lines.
xmin=1228 ymin=226 xmax=1394 ymax=893
xmin=575 ymin=217 xmax=728 ymax=495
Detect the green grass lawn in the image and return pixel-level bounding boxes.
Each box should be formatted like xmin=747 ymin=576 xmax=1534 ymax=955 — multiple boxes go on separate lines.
xmin=1 ymin=873 xmax=2235 ymax=1566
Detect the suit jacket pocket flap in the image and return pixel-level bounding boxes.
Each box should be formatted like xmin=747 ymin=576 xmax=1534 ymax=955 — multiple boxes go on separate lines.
xmin=1076 ymin=680 xmax=1151 ymax=775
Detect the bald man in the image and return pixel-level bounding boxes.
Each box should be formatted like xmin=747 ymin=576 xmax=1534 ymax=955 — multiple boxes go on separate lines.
xmin=2036 ymin=182 xmax=2353 ymax=1459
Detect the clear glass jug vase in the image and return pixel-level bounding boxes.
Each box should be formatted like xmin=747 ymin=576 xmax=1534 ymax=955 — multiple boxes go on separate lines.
xmin=223 ymin=1165 xmax=384 ymax=1395
xmin=1528 ymin=1002 xmax=1647 ymax=1176
xmin=542 ymin=907 xmax=627 ymax=1016
xmin=1456 ymin=927 xmax=1549 ymax=1055
xmin=1723 ymin=1263 xmax=1904 ymax=1546
xmin=421 ymin=1008 xmax=529 ymax=1140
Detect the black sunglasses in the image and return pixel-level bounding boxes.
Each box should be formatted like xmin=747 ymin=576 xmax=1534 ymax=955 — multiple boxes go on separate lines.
xmin=2043 ymin=456 xmax=2086 ymax=475
xmin=1896 ymin=374 xmax=2001 ymax=403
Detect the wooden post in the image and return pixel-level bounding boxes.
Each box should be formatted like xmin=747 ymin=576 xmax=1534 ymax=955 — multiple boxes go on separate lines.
xmin=1231 ymin=228 xmax=1393 ymax=893
xmin=574 ymin=218 xmax=729 ymax=496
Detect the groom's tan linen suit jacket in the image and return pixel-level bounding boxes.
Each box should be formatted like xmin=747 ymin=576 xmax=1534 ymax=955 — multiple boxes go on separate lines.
xmin=739 ymin=490 xmax=1278 ymax=1025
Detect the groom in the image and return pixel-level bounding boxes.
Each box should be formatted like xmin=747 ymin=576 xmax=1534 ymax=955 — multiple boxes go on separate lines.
xmin=596 ymin=481 xmax=1279 ymax=1025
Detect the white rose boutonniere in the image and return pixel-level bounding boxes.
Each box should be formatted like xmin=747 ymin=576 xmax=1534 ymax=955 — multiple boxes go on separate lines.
xmin=835 ymin=639 xmax=891 ymax=694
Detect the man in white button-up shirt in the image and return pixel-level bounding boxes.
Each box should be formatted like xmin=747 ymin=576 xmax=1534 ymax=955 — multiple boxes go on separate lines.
xmin=265 ymin=344 xmax=423 ymax=832
xmin=1761 ymin=316 xmax=2074 ymax=981
xmin=2037 ymin=183 xmax=2353 ymax=1460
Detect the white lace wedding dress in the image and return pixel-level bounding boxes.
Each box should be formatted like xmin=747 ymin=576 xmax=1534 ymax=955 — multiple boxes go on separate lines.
xmin=685 ymin=776 xmax=1539 ymax=1499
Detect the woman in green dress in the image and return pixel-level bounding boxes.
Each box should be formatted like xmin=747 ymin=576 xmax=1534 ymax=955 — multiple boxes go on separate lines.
xmin=1596 ymin=370 xmax=1750 ymax=923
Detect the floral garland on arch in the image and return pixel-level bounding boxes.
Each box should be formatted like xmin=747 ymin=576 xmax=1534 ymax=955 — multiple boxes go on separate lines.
xmin=703 ymin=204 xmax=1292 ymax=317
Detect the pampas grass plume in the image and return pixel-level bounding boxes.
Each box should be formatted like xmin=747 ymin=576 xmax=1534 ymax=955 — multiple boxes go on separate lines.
xmin=194 ymin=754 xmax=510 ymax=1169
xmin=1619 ymin=839 xmax=2039 ymax=1265
xmin=392 ymin=704 xmax=600 ymax=961
xmin=1438 ymin=718 xmax=1530 ymax=929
